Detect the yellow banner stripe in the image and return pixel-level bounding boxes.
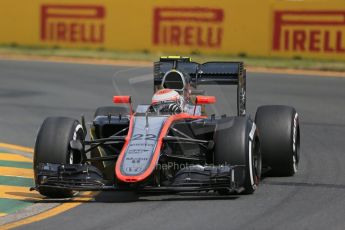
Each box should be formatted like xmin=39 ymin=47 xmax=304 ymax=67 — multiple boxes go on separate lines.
xmin=0 ymin=143 xmax=33 ymax=154
xmin=0 ymin=166 xmax=33 ymax=178
xmin=0 ymin=212 xmax=6 ymax=217
xmin=0 ymin=185 xmax=42 ymax=201
xmin=0 ymin=153 xmax=32 ymax=163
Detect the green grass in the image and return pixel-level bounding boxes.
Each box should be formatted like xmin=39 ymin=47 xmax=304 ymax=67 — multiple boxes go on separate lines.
xmin=1 ymin=44 xmax=345 ymax=72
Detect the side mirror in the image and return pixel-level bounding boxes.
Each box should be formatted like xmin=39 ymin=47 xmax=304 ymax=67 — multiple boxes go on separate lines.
xmin=113 ymin=96 xmax=131 ymax=104
xmin=113 ymin=96 xmax=133 ymax=115
xmin=195 ymin=95 xmax=216 ymax=105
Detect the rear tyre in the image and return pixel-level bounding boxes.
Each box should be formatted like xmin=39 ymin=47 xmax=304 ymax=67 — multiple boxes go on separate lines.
xmin=255 ymin=105 xmax=300 ymax=176
xmin=94 ymin=106 xmax=130 ymax=118
xmin=34 ymin=117 xmax=84 ymax=198
xmin=214 ymin=117 xmax=261 ymax=194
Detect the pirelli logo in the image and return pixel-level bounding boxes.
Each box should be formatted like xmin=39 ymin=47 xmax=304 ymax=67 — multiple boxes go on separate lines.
xmin=273 ymin=11 xmax=345 ymax=53
xmin=40 ymin=5 xmax=105 ymax=43
xmin=153 ymin=7 xmax=224 ymax=48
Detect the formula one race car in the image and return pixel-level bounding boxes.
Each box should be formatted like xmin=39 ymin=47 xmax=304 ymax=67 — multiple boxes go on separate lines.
xmin=32 ymin=56 xmax=300 ymax=197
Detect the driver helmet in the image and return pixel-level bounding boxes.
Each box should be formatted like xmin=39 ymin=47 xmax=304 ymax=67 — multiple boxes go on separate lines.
xmin=152 ymin=89 xmax=183 ymax=113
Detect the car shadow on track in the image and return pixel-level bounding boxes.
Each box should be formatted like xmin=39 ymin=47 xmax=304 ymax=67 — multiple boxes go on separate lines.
xmin=32 ymin=180 xmax=345 ymax=204
xmin=33 ymin=191 xmax=240 ymax=204
xmin=261 ymin=181 xmax=345 ymax=189
xmin=92 ymin=191 xmax=240 ymax=203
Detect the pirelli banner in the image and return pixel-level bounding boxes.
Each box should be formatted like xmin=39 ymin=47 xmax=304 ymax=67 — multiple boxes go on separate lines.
xmin=272 ymin=0 xmax=345 ymax=60
xmin=0 ymin=0 xmax=344 ymax=60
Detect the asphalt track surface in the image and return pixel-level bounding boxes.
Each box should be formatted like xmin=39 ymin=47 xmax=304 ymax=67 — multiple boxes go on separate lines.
xmin=0 ymin=59 xmax=345 ymax=230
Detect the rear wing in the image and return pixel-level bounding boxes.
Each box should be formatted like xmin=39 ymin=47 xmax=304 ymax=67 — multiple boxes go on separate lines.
xmin=154 ymin=57 xmax=246 ymax=116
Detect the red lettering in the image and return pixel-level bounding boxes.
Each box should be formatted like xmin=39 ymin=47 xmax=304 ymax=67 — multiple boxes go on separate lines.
xmin=324 ymin=31 xmax=334 ymax=52
xmin=155 ymin=24 xmax=223 ymax=48
xmin=196 ymin=27 xmax=205 ymax=47
xmin=206 ymin=27 xmax=222 ymax=48
xmin=153 ymin=7 xmax=223 ymax=48
xmin=170 ymin=26 xmax=181 ymax=46
xmin=184 ymin=26 xmax=193 ymax=46
xmin=162 ymin=26 xmax=168 ymax=44
xmin=56 ymin=23 xmax=67 ymax=41
xmin=80 ymin=24 xmax=88 ymax=42
xmin=207 ymin=27 xmax=214 ymax=47
xmin=216 ymin=28 xmax=223 ymax=47
xmin=336 ymin=31 xmax=345 ymax=52
xmin=80 ymin=24 xmax=90 ymax=42
xmin=49 ymin=22 xmax=104 ymax=43
xmin=41 ymin=5 xmax=105 ymax=44
xmin=94 ymin=24 xmax=104 ymax=43
xmin=273 ymin=11 xmax=345 ymax=54
xmin=90 ymin=25 xmax=96 ymax=43
xmin=293 ymin=30 xmax=306 ymax=51
xmin=70 ymin=23 xmax=78 ymax=42
xmin=309 ymin=30 xmax=321 ymax=52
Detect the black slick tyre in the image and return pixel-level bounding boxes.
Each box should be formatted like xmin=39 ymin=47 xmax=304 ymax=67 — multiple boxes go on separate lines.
xmin=34 ymin=117 xmax=84 ymax=198
xmin=255 ymin=105 xmax=300 ymax=176
xmin=214 ymin=117 xmax=261 ymax=194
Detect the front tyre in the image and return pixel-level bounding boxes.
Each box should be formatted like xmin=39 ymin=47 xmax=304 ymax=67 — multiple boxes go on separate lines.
xmin=214 ymin=117 xmax=261 ymax=194
xmin=34 ymin=117 xmax=84 ymax=198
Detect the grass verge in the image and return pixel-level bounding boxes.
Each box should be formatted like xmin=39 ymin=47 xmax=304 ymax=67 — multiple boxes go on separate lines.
xmin=0 ymin=45 xmax=345 ymax=72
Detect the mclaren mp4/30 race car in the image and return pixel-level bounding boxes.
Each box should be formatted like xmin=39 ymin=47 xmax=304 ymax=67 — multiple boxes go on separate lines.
xmin=32 ymin=56 xmax=300 ymax=197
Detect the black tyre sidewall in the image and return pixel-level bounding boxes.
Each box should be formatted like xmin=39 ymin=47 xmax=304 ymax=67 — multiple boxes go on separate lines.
xmin=34 ymin=117 xmax=84 ymax=198
xmin=255 ymin=105 xmax=300 ymax=176
xmin=214 ymin=117 xmax=260 ymax=194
